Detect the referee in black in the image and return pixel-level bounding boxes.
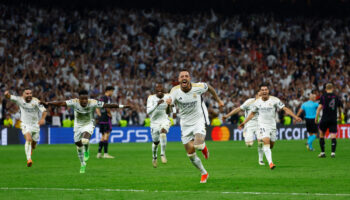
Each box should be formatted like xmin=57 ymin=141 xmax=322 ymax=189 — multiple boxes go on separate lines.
xmin=315 ymin=83 xmax=342 ymax=158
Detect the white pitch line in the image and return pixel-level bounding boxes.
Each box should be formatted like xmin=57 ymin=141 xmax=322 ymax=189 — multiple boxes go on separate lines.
xmin=1 ymin=187 xmax=350 ymax=197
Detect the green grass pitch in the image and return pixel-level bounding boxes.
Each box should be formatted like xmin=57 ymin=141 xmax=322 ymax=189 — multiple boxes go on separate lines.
xmin=0 ymin=140 xmax=350 ymax=200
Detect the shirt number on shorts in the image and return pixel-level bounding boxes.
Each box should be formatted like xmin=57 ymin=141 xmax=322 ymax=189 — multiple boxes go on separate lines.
xmin=260 ymin=128 xmax=266 ymax=133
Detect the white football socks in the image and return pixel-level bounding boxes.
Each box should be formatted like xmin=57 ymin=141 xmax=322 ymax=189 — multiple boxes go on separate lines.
xmin=263 ymin=144 xmax=273 ymax=164
xmin=160 ymin=134 xmax=167 ymax=156
xmin=152 ymin=143 xmax=158 ymax=159
xmin=25 ymin=141 xmax=32 ymax=160
xmin=258 ymin=141 xmax=264 ymax=162
xmin=188 ymin=153 xmax=207 ymax=175
xmin=76 ymin=146 xmax=86 ymax=166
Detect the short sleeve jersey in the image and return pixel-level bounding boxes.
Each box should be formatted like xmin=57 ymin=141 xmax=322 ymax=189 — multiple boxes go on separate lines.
xmin=301 ymin=100 xmax=319 ymax=119
xmin=98 ymin=95 xmax=111 ymax=123
xmin=10 ymin=95 xmax=46 ymax=126
xmin=251 ymin=96 xmax=285 ymax=129
xmin=66 ymin=99 xmax=104 ymax=127
xmin=146 ymin=94 xmax=171 ymax=125
xmin=319 ymin=93 xmax=342 ymax=122
xmin=170 ymin=83 xmax=208 ymax=126
xmin=240 ymin=98 xmax=258 ymax=128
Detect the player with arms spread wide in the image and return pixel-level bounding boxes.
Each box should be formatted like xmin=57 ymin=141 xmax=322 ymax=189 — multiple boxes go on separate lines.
xmin=147 ymin=83 xmax=172 ymax=168
xmin=239 ymin=83 xmax=301 ymax=169
xmin=42 ymin=90 xmax=130 ymax=173
xmin=223 ymin=91 xmax=265 ymax=165
xmin=166 ymin=70 xmax=224 ymax=183
xmin=4 ymin=89 xmax=47 ymax=167
xmin=315 ymin=83 xmax=342 ymax=158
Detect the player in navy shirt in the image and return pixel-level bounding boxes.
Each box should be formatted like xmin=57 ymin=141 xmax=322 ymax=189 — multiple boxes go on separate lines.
xmin=315 ymin=83 xmax=342 ymax=158
xmin=97 ymin=86 xmax=115 ymax=159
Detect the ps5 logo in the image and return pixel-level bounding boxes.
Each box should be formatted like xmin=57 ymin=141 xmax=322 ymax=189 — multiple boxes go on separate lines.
xmin=109 ymin=128 xmax=150 ymax=143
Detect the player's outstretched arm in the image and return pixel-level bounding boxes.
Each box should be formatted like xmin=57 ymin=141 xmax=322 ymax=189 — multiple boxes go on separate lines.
xmin=146 ymin=98 xmax=163 ymax=115
xmin=238 ymin=112 xmax=256 ymax=129
xmin=39 ymin=111 xmax=47 ymax=126
xmin=103 ymin=103 xmax=131 ymax=109
xmin=282 ymin=107 xmax=302 ymax=123
xmin=95 ymin=108 xmax=101 ymax=117
xmin=296 ymin=108 xmax=304 ymax=117
xmin=4 ymin=91 xmax=11 ymax=99
xmin=223 ymin=107 xmax=242 ymax=121
xmin=42 ymin=101 xmax=67 ymax=107
xmin=207 ymin=84 xmax=224 ymax=108
xmin=315 ymin=104 xmax=323 ymax=123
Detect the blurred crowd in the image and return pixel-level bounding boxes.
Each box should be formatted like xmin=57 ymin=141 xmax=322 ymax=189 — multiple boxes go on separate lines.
xmin=0 ymin=4 xmax=350 ymax=126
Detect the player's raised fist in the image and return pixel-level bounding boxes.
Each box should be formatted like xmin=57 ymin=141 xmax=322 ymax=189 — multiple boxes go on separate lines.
xmin=4 ymin=90 xmax=10 ymax=98
xmin=166 ymin=98 xmax=172 ymax=105
xmin=222 ymin=115 xmax=228 ymax=121
xmin=157 ymin=99 xmax=164 ymax=105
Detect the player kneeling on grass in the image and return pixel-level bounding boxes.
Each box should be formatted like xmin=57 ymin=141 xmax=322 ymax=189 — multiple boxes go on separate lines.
xmin=147 ymin=83 xmax=172 ymax=168
xmin=42 ymin=90 xmax=130 ymax=173
xmin=223 ymin=91 xmax=265 ymax=166
xmin=166 ymin=70 xmax=224 ymax=183
xmin=239 ymin=84 xmax=301 ymax=170
xmin=5 ymin=89 xmax=47 ymax=167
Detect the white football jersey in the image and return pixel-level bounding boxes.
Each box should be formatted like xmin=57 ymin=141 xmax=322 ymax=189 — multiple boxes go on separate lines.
xmin=240 ymin=98 xmax=258 ymax=128
xmin=146 ymin=94 xmax=170 ymax=125
xmin=10 ymin=95 xmax=46 ymax=126
xmin=251 ymin=96 xmax=285 ymax=129
xmin=170 ymin=82 xmax=209 ymax=126
xmin=66 ymin=99 xmax=104 ymax=127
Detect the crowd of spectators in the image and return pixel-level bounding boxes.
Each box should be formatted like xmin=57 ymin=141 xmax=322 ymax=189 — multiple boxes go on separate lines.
xmin=0 ymin=4 xmax=350 ymax=126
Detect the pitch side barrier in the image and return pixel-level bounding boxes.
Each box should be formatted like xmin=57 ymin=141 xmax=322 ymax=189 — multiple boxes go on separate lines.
xmin=1 ymin=124 xmax=350 ymax=145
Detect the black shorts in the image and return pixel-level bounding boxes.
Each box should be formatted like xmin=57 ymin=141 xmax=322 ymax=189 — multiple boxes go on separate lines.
xmin=305 ymin=118 xmax=318 ymax=133
xmin=99 ymin=123 xmax=112 ymax=134
xmin=319 ymin=120 xmax=337 ymax=133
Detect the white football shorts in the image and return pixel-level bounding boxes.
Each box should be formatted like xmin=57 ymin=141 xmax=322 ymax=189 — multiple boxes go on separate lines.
xmin=21 ymin=123 xmax=40 ymax=142
xmin=180 ymin=121 xmax=206 ymax=144
xmin=257 ymin=126 xmax=277 ymax=142
xmin=150 ymin=121 xmax=171 ymax=142
xmin=74 ymin=123 xmax=95 ymax=142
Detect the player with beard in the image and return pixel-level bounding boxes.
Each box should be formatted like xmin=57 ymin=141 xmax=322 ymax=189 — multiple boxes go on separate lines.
xmin=239 ymin=84 xmax=301 ymax=169
xmin=166 ymin=70 xmax=224 ymax=183
xmin=147 ymin=83 xmax=172 ymax=167
xmin=42 ymin=90 xmax=130 ymax=173
xmin=4 ymin=89 xmax=47 ymax=167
